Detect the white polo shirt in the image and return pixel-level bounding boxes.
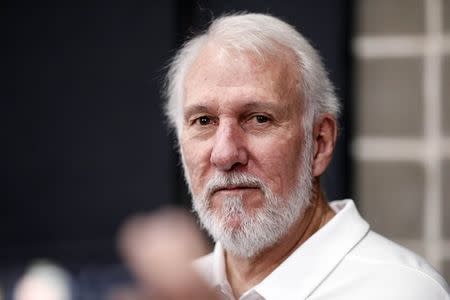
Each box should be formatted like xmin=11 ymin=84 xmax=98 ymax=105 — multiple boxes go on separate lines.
xmin=194 ymin=199 xmax=449 ymax=299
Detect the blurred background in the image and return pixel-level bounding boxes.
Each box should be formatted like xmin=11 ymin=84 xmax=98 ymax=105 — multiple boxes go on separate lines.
xmin=1 ymin=0 xmax=449 ymax=298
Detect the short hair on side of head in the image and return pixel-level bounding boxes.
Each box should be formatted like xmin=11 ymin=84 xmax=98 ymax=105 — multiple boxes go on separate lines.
xmin=164 ymin=12 xmax=340 ymax=138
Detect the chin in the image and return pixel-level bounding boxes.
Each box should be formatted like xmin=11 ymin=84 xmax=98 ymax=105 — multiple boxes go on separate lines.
xmin=223 ymin=216 xmax=243 ymax=231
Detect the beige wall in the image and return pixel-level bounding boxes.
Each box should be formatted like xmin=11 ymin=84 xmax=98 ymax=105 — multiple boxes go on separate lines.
xmin=352 ymin=0 xmax=450 ymax=282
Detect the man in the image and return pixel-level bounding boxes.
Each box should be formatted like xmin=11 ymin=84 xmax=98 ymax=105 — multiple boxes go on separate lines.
xmin=121 ymin=13 xmax=449 ymax=300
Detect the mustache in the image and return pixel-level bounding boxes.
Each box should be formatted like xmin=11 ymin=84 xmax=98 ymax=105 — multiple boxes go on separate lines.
xmin=203 ymin=172 xmax=267 ymax=200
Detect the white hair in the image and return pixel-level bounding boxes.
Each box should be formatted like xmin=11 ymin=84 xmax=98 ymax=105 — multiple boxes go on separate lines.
xmin=164 ymin=12 xmax=340 ymax=137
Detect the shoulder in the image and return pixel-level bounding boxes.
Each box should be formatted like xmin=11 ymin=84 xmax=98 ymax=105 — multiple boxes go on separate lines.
xmin=350 ymin=231 xmax=445 ymax=282
xmin=317 ymin=231 xmax=449 ymax=299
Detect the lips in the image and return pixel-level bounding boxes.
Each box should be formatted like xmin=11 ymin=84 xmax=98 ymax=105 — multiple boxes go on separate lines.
xmin=213 ymin=184 xmax=259 ymax=194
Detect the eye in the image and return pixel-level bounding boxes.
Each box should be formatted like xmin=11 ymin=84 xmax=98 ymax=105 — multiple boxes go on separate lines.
xmin=254 ymin=115 xmax=269 ymax=123
xmin=196 ymin=115 xmax=213 ymax=126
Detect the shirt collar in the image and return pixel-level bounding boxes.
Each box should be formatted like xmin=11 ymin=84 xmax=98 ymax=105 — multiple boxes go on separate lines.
xmin=209 ymin=199 xmax=370 ymax=300
xmin=212 ymin=241 xmax=227 ymax=287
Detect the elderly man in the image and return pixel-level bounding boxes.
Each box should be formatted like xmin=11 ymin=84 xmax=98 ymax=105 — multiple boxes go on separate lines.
xmin=121 ymin=13 xmax=448 ymax=300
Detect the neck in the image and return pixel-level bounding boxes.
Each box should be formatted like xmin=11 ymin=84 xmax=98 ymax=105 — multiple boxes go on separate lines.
xmin=225 ymin=181 xmax=335 ymax=299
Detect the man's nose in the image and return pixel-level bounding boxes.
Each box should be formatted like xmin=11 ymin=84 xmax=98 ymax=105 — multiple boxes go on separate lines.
xmin=210 ymin=121 xmax=248 ymax=171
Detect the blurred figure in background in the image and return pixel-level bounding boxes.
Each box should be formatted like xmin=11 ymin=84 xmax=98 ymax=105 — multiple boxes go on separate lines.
xmin=13 ymin=261 xmax=71 ymax=300
xmin=118 ymin=209 xmax=219 ymax=300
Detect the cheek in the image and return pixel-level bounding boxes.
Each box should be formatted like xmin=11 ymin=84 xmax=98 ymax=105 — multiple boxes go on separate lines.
xmin=251 ymin=134 xmax=303 ymax=195
xmin=181 ymin=140 xmax=212 ymax=194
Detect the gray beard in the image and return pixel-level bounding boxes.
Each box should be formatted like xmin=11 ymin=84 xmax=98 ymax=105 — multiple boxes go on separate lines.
xmin=191 ymin=154 xmax=313 ymax=258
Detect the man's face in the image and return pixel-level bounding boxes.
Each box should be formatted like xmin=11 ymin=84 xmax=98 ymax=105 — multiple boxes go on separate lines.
xmin=180 ymin=44 xmax=312 ymax=256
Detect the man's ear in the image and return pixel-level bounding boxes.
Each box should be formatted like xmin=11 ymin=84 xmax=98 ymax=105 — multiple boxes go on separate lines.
xmin=312 ymin=114 xmax=338 ymax=177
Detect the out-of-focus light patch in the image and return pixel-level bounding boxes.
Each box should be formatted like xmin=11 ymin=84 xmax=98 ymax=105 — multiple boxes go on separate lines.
xmin=13 ymin=261 xmax=71 ymax=300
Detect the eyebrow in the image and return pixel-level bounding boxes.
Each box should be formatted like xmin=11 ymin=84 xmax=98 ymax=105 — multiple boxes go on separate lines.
xmin=183 ymin=104 xmax=210 ymax=121
xmin=183 ymin=100 xmax=286 ymax=122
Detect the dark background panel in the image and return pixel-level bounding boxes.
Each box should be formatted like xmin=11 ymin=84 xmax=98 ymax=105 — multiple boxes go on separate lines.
xmin=1 ymin=0 xmax=352 ymax=271
xmin=1 ymin=1 xmax=177 ymax=265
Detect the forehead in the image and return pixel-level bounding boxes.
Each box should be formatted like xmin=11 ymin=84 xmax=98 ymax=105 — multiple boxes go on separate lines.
xmin=183 ymin=42 xmax=300 ymax=110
